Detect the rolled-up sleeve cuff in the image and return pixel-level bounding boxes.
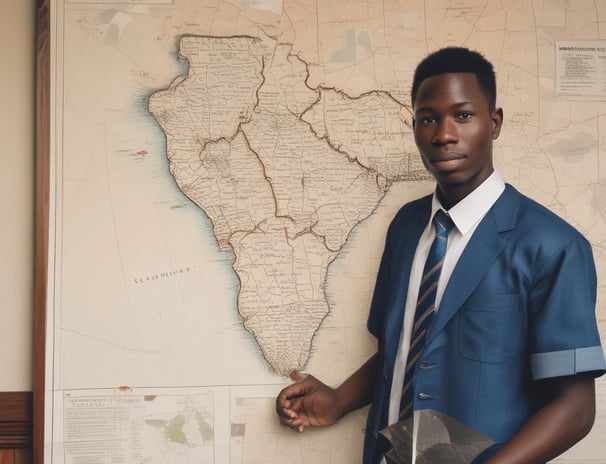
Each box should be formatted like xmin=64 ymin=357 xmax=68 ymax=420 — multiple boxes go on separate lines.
xmin=531 ymin=346 xmax=606 ymax=380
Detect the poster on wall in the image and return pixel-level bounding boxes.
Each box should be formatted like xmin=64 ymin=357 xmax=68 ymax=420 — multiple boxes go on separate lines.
xmin=556 ymin=40 xmax=606 ymax=98
xmin=36 ymin=1 xmax=606 ymax=463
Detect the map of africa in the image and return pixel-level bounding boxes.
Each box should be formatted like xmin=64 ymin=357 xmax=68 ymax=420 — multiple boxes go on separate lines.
xmin=46 ymin=0 xmax=606 ymax=463
xmin=147 ymin=34 xmax=424 ymax=374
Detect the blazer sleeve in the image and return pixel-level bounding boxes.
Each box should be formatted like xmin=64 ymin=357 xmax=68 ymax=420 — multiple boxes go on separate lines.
xmin=527 ymin=235 xmax=606 ymax=379
xmin=367 ymin=214 xmax=398 ymax=340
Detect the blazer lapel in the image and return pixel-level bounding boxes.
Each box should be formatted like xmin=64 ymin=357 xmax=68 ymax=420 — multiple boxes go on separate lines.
xmin=384 ymin=198 xmax=432 ymax=352
xmin=426 ymin=185 xmax=521 ymax=343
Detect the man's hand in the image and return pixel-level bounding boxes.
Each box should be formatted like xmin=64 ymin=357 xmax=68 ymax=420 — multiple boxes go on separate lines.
xmin=276 ymin=353 xmax=380 ymax=433
xmin=276 ymin=370 xmax=344 ymax=432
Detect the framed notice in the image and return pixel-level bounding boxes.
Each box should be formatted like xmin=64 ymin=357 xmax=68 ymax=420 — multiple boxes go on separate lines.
xmin=556 ymin=40 xmax=606 ymax=98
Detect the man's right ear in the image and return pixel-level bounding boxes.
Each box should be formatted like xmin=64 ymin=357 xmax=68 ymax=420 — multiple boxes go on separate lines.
xmin=491 ymin=108 xmax=503 ymax=139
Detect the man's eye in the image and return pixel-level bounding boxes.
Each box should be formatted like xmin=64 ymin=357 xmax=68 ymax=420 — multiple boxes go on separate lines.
xmin=419 ymin=116 xmax=436 ymax=124
xmin=457 ymin=112 xmax=473 ymax=120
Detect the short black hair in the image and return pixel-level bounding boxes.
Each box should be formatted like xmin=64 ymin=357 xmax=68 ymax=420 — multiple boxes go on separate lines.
xmin=411 ymin=47 xmax=497 ymax=110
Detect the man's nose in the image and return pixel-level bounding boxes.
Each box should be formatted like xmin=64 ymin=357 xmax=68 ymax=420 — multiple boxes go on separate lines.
xmin=432 ymin=119 xmax=458 ymax=145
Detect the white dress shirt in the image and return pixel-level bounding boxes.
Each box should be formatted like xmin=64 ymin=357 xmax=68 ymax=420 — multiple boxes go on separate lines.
xmin=381 ymin=170 xmax=505 ymax=463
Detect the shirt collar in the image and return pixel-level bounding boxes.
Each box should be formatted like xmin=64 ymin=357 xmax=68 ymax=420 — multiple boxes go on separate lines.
xmin=431 ymin=170 xmax=506 ymax=236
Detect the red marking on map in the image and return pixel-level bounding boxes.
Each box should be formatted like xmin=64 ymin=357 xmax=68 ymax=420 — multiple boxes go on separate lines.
xmin=136 ymin=150 xmax=148 ymax=156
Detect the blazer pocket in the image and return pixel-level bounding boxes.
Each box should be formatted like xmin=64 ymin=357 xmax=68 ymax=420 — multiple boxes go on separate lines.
xmin=458 ymin=292 xmax=524 ymax=364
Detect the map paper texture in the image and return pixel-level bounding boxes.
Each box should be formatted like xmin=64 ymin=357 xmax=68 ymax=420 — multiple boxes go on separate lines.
xmin=46 ymin=0 xmax=606 ymax=462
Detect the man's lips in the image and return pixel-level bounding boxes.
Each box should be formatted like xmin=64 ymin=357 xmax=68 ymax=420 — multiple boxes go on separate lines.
xmin=429 ymin=153 xmax=466 ymax=168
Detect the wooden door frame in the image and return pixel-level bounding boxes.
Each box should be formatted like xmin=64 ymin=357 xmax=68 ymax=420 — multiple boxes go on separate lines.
xmin=33 ymin=0 xmax=50 ymax=463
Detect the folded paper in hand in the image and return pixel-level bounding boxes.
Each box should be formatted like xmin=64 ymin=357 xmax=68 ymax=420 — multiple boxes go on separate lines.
xmin=379 ymin=409 xmax=494 ymax=464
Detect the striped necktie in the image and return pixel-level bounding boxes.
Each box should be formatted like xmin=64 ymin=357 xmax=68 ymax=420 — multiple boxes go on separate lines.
xmin=399 ymin=209 xmax=454 ymax=419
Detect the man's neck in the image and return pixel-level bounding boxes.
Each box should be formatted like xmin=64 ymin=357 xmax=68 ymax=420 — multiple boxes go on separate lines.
xmin=436 ymin=168 xmax=495 ymax=210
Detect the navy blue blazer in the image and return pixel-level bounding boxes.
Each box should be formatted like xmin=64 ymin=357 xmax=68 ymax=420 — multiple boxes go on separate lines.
xmin=363 ymin=184 xmax=606 ymax=464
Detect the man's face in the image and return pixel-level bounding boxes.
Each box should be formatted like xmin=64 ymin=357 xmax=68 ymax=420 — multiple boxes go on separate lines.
xmin=413 ymin=72 xmax=503 ymax=206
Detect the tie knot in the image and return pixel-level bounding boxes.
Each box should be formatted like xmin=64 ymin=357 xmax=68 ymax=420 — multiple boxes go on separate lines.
xmin=433 ymin=210 xmax=453 ymax=238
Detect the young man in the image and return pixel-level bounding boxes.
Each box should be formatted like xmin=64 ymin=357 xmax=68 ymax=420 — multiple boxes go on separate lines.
xmin=275 ymin=47 xmax=606 ymax=463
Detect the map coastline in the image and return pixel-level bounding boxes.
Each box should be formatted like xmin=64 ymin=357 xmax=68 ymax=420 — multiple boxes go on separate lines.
xmin=147 ymin=33 xmax=421 ymax=374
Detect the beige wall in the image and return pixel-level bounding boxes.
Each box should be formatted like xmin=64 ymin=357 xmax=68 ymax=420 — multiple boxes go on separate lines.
xmin=0 ymin=0 xmax=35 ymax=391
xmin=0 ymin=2 xmax=603 ymax=463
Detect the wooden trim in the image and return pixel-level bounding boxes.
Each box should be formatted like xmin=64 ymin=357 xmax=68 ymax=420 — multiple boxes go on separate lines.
xmin=0 ymin=392 xmax=33 ymax=448
xmin=0 ymin=448 xmax=33 ymax=464
xmin=34 ymin=0 xmax=50 ymax=463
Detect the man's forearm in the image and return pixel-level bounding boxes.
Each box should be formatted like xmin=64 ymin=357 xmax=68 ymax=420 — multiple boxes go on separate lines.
xmin=485 ymin=374 xmax=596 ymax=464
xmin=335 ymin=352 xmax=382 ymax=416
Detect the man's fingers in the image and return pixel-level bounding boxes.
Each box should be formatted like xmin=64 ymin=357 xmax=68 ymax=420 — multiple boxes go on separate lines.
xmin=276 ymin=403 xmax=294 ymax=419
xmin=276 ymin=370 xmax=314 ymax=433
xmin=279 ymin=414 xmax=297 ymax=427
xmin=276 ymin=391 xmax=304 ymax=421
xmin=289 ymin=369 xmax=308 ymax=382
xmin=279 ymin=413 xmax=306 ymax=432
